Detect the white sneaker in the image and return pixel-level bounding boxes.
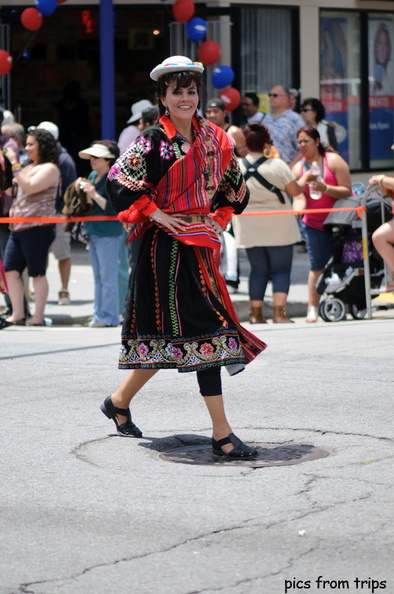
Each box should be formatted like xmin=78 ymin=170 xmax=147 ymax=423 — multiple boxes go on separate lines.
xmin=306 ymin=306 xmax=318 ymax=323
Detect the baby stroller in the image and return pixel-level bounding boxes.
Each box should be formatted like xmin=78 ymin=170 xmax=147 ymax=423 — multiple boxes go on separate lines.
xmin=316 ymin=184 xmax=392 ymax=322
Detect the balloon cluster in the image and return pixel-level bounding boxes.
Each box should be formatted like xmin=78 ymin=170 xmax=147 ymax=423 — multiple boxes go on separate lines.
xmin=171 ymin=0 xmax=241 ymax=111
xmin=0 ymin=0 xmax=67 ymax=75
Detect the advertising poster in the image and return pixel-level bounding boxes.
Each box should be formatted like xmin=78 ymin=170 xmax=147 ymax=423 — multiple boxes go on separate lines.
xmin=369 ymin=17 xmax=394 ymax=162
xmin=320 ymin=17 xmax=349 ymax=162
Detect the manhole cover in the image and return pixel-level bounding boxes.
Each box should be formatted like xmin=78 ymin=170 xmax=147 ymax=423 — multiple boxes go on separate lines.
xmin=158 ymin=443 xmax=330 ymax=467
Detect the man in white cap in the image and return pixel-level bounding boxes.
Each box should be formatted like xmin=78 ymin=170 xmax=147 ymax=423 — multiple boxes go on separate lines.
xmin=117 ymin=99 xmax=153 ymax=153
xmin=34 ymin=121 xmax=77 ymax=305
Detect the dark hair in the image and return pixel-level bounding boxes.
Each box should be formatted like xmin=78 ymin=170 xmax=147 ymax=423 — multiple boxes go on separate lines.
xmin=374 ymin=22 xmax=391 ymax=67
xmin=296 ymin=125 xmax=327 ymax=156
xmin=27 ymin=128 xmax=59 ymax=164
xmin=300 ymin=97 xmax=326 ymax=123
xmin=155 ymin=71 xmax=203 ymax=117
xmin=91 ymin=139 xmax=120 ymax=166
xmin=243 ymin=92 xmax=260 ymax=107
xmin=243 ymin=121 xmax=272 ymax=152
xmin=141 ymin=106 xmax=159 ymax=126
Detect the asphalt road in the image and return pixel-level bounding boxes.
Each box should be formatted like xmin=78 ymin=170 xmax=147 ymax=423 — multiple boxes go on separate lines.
xmin=1 ymin=249 xmax=393 ymax=593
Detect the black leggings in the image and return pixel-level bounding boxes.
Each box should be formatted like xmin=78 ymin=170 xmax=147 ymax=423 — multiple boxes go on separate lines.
xmin=196 ymin=367 xmax=222 ymax=396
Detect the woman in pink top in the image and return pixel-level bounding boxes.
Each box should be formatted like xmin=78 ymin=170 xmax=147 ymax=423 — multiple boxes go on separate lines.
xmin=292 ymin=126 xmax=352 ymax=322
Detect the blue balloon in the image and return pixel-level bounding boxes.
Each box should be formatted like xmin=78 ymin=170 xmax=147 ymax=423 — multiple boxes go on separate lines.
xmin=211 ymin=65 xmax=235 ymax=89
xmin=35 ymin=0 xmax=57 ymax=17
xmin=186 ymin=18 xmax=207 ymax=43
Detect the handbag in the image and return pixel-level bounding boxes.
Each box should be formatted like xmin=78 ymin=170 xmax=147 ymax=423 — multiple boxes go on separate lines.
xmin=0 ymin=258 xmax=8 ymax=294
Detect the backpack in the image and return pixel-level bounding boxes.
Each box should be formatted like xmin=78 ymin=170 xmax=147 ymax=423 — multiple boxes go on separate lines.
xmin=242 ymin=156 xmax=285 ymax=204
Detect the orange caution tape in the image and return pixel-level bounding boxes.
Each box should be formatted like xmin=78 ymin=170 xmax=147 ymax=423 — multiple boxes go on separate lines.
xmin=238 ymin=206 xmax=366 ymax=218
xmin=0 ymin=206 xmax=367 ymax=225
xmin=0 ymin=215 xmax=118 ymax=224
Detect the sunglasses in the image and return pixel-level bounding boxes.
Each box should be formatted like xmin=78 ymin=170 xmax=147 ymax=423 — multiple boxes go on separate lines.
xmin=268 ymin=93 xmax=286 ymax=98
xmin=301 ymin=108 xmax=314 ymax=112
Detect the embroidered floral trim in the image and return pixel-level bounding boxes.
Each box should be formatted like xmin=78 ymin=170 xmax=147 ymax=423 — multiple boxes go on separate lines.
xmin=107 ymin=163 xmax=121 ymax=180
xmin=159 ymin=140 xmax=174 ymax=160
xmin=139 ymin=137 xmax=153 ymax=153
xmin=118 ymin=330 xmax=245 ymax=371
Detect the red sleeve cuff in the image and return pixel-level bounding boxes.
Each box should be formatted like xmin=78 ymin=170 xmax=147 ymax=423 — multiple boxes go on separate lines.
xmin=210 ymin=206 xmax=233 ymax=229
xmin=117 ymin=195 xmax=157 ymax=223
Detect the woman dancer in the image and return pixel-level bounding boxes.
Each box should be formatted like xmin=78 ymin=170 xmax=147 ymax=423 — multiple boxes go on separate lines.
xmin=102 ymin=56 xmax=267 ymax=458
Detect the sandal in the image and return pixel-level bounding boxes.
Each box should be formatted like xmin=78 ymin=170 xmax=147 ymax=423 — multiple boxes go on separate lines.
xmin=26 ymin=318 xmax=46 ymax=326
xmin=212 ymin=433 xmax=258 ymax=459
xmin=58 ymin=290 xmax=71 ymax=305
xmin=100 ymin=395 xmax=142 ymax=438
xmin=2 ymin=317 xmax=26 ymax=327
xmin=0 ymin=316 xmax=12 ymax=330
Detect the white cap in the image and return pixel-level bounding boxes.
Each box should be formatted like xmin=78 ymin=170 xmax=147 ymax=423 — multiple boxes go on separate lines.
xmin=150 ymin=55 xmax=204 ymax=81
xmin=127 ymin=99 xmax=153 ymax=124
xmin=78 ymin=143 xmax=117 ymax=160
xmin=37 ymin=121 xmax=59 ymax=140
xmin=2 ymin=110 xmax=15 ymax=126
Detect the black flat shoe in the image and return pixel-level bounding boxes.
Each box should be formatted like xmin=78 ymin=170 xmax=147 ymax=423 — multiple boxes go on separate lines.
xmin=100 ymin=395 xmax=142 ymax=438
xmin=2 ymin=317 xmax=26 ymax=327
xmin=0 ymin=316 xmax=13 ymax=330
xmin=212 ymin=433 xmax=258 ymax=459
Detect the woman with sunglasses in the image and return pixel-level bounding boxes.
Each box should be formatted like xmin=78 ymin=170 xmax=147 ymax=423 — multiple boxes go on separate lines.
xmin=300 ymin=98 xmax=339 ymax=152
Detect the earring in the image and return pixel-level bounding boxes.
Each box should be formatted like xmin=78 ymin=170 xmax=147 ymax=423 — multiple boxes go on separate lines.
xmin=263 ymin=148 xmax=272 ymax=158
xmin=165 ymin=108 xmax=169 ymax=116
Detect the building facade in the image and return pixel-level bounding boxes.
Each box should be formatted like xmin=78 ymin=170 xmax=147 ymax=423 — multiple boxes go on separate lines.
xmin=1 ymin=0 xmax=394 ymax=171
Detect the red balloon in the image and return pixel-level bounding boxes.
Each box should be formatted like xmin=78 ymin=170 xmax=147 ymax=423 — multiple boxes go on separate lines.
xmin=172 ymin=0 xmax=195 ymax=24
xmin=197 ymin=41 xmax=221 ymax=66
xmin=219 ymin=87 xmax=241 ymax=112
xmin=21 ymin=8 xmax=43 ymax=31
xmin=0 ymin=50 xmax=12 ymax=75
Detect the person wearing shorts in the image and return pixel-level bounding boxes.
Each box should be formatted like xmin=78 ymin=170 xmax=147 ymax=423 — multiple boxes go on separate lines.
xmin=30 ymin=121 xmax=77 ymax=305
xmin=4 ymin=128 xmax=60 ymax=326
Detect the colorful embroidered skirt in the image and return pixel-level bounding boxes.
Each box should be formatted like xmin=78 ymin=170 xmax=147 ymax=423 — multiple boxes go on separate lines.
xmin=119 ymin=227 xmax=267 ymax=373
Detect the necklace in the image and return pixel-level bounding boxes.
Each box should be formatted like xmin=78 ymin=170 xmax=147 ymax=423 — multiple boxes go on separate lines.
xmin=177 ymin=130 xmax=194 ymax=141
xmin=177 ymin=129 xmax=194 ymax=153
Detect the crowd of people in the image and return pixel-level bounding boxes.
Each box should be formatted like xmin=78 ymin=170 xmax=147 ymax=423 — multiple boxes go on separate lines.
xmin=1 ymin=63 xmax=394 ymax=335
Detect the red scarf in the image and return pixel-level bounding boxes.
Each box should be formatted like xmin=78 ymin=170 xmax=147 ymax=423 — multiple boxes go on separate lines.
xmin=119 ymin=115 xmax=233 ymax=250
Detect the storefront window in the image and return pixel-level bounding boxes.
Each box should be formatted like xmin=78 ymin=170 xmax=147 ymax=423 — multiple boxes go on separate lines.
xmin=369 ymin=13 xmax=394 ymax=168
xmin=240 ymin=7 xmax=294 ymax=94
xmin=320 ymin=11 xmax=360 ymax=169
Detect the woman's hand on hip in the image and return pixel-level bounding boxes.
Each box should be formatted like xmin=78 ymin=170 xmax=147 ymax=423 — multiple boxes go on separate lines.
xmin=149 ymin=209 xmax=189 ymax=233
